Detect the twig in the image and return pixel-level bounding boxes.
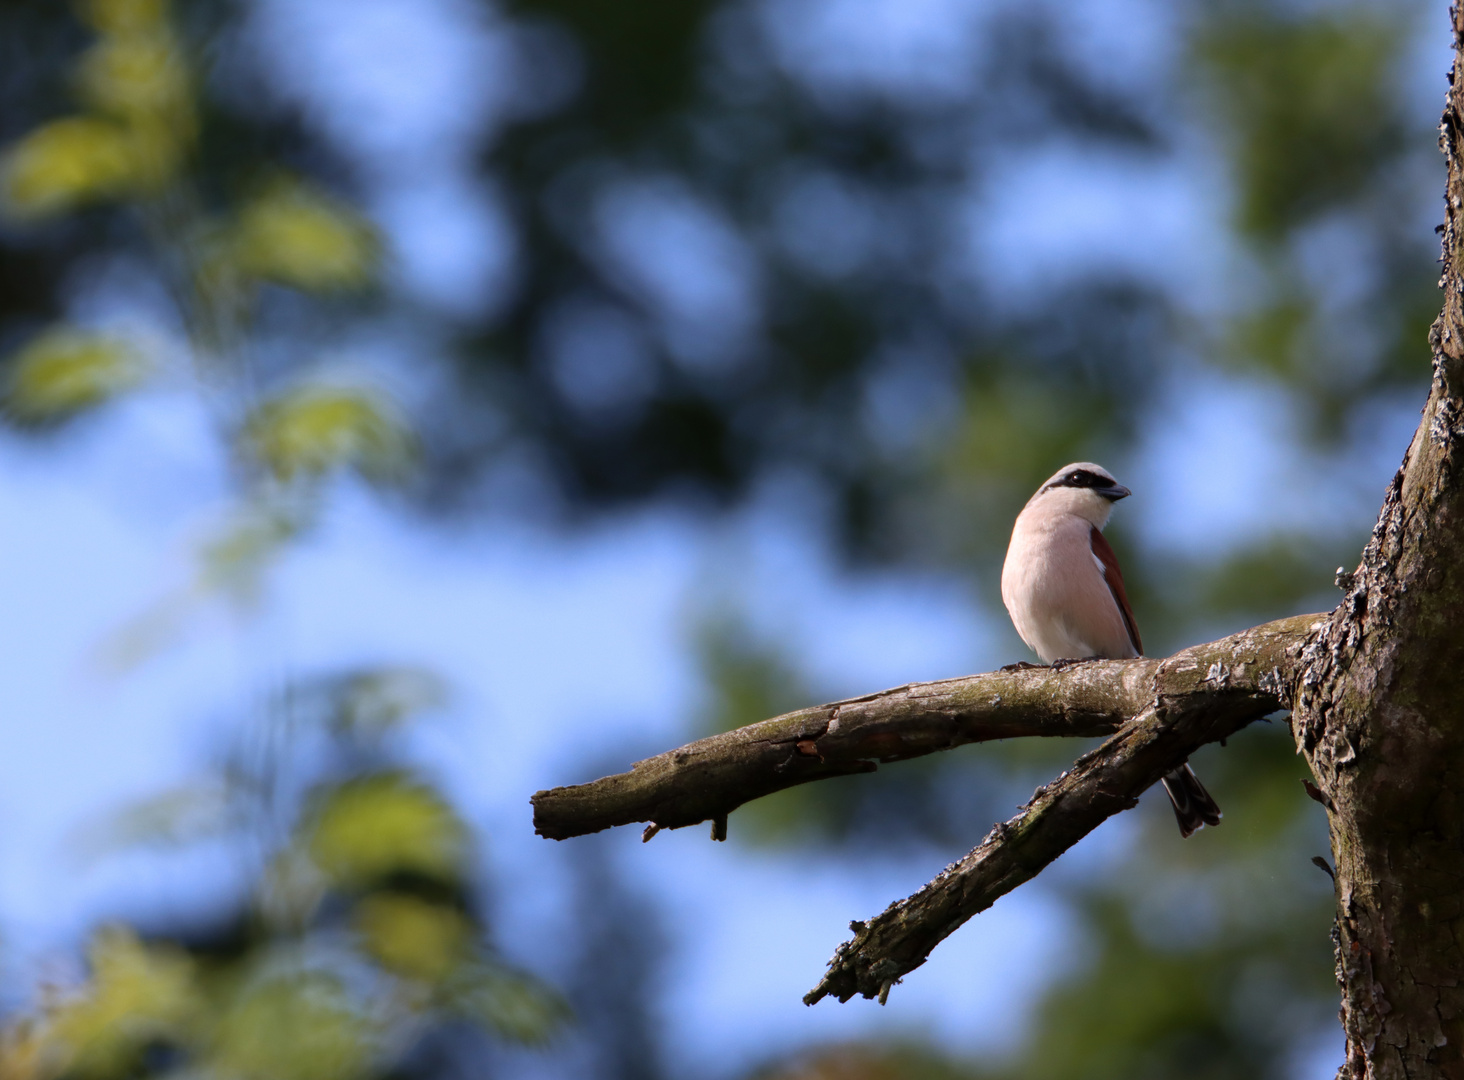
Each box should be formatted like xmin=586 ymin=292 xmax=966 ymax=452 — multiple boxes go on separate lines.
xmin=1301 ymin=778 xmax=1335 ymax=812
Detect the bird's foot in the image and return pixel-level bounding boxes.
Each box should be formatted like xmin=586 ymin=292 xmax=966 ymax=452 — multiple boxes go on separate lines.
xmin=1050 ymin=656 xmax=1104 ymax=671
xmin=998 ymin=660 xmax=1044 ymax=672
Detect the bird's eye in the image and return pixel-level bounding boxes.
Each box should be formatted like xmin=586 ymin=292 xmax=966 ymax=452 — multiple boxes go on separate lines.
xmin=1069 ymin=472 xmax=1085 ymax=484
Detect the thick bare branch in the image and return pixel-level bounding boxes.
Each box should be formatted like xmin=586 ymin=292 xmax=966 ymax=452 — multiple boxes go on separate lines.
xmin=532 ymin=614 xmax=1322 ymax=843
xmin=804 ymin=612 xmax=1322 ymax=1005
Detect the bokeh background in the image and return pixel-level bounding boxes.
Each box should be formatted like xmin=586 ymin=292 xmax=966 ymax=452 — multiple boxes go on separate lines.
xmin=0 ymin=0 xmax=1449 ymax=1076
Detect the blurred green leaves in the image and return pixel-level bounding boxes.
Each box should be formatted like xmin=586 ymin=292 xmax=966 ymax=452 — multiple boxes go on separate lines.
xmin=74 ymin=22 xmax=190 ymax=125
xmin=210 ymin=972 xmax=371 ymax=1080
xmin=338 ymin=668 xmax=447 ymax=734
xmin=97 ymin=381 xmax=417 ymax=667
xmin=449 ymin=962 xmax=573 ymax=1046
xmin=1189 ymin=536 xmax=1344 ymax=621
xmin=0 ymin=118 xmax=144 ymax=219
xmin=8 ymin=667 xmax=567 ymax=1080
xmin=1188 ymin=2 xmax=1434 ymax=446
xmin=0 ymin=0 xmax=1444 ymax=1075
xmin=1224 ymin=294 xmax=1313 ymax=379
xmin=79 ymin=782 xmax=233 ymax=854
xmin=747 ymin=1042 xmax=990 ymax=1080
xmin=0 ymin=0 xmax=190 ymax=220
xmin=228 ymin=183 xmax=380 ymax=293
xmin=2 ymin=329 xmax=149 ymax=426
xmin=78 ymin=0 xmax=170 ymax=37
xmin=35 ymin=929 xmax=197 ymax=1080
xmin=938 ymin=369 xmax=1113 ymax=559
xmin=245 ymin=386 xmax=414 ymax=485
xmin=697 ymin=613 xmax=809 ymax=740
xmin=307 ymin=773 xmax=468 ymax=888
xmin=354 ymin=893 xmax=473 ymax=982
xmin=1195 ymin=9 xmax=1406 ymax=244
xmin=507 ymin=0 xmax=715 ymax=137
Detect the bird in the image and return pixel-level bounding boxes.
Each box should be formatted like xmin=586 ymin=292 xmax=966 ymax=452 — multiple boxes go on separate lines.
xmin=1000 ymin=462 xmax=1221 ymax=838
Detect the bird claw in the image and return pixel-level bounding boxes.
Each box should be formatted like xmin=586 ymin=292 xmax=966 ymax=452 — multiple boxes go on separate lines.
xmin=1050 ymin=656 xmax=1103 ymax=671
xmin=998 ymin=660 xmax=1044 ymax=672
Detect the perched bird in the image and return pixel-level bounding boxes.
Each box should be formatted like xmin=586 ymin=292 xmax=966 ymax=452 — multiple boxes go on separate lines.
xmin=1001 ymin=462 xmax=1221 ymax=838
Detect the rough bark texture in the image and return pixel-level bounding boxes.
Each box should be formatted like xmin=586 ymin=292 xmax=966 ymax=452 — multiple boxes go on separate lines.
xmin=533 ymin=615 xmax=1317 ymax=842
xmin=1286 ymin=12 xmax=1464 ymax=1075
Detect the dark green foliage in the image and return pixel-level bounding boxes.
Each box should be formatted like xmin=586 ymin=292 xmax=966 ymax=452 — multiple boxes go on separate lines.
xmin=504 ymin=0 xmax=715 ymax=138
xmin=451 ymin=4 xmax=1181 ymax=557
xmin=748 ymin=1042 xmax=996 ymax=1080
xmin=1195 ymin=9 xmax=1406 ymax=243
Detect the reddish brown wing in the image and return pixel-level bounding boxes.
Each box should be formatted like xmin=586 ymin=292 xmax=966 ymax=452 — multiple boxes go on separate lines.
xmin=1090 ymin=525 xmax=1143 ymax=656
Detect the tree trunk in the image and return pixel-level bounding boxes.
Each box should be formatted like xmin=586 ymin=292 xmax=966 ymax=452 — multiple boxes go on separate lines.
xmin=1290 ymin=12 xmax=1464 ymax=1075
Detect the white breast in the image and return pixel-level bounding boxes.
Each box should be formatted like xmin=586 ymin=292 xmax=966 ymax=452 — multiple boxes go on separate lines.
xmin=1001 ymin=509 xmax=1137 ymax=664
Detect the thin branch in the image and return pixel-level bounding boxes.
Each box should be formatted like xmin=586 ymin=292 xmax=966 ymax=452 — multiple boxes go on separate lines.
xmin=532 ymin=614 xmax=1322 ymax=844
xmin=803 ymin=612 xmax=1322 ymax=1005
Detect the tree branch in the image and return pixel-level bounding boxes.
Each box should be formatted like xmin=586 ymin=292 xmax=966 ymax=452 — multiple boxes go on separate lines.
xmin=805 ymin=615 xmax=1319 ymax=1004
xmin=532 ymin=613 xmax=1323 ymax=1002
xmin=533 ymin=614 xmax=1320 ymax=837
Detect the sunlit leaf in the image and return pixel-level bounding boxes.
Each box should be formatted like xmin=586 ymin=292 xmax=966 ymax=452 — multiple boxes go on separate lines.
xmin=0 ymin=118 xmax=142 ymax=218
xmin=209 ymin=972 xmax=370 ymax=1080
xmin=244 ymin=386 xmax=415 ymax=484
xmin=2 ymin=328 xmax=149 ymax=424
xmin=353 ymin=893 xmax=473 ymax=983
xmin=76 ymin=28 xmax=192 ymax=126
xmin=98 ymin=502 xmax=305 ymax=670
xmin=449 ymin=961 xmax=570 ymax=1048
xmin=306 ymin=773 xmax=468 ymax=887
xmin=0 ymin=1021 xmax=50 ymax=1080
xmin=77 ymin=0 xmax=169 ymax=35
xmin=231 ymin=183 xmax=379 ymax=292
xmin=44 ymin=927 xmax=197 ymax=1080
xmin=197 ymin=504 xmax=302 ymax=599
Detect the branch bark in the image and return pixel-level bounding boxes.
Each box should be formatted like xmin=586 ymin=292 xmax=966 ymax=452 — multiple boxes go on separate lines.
xmin=532 ymin=615 xmax=1320 ymax=844
xmin=802 ymin=613 xmax=1316 ymax=1003
xmin=535 ymin=614 xmax=1320 ymax=1004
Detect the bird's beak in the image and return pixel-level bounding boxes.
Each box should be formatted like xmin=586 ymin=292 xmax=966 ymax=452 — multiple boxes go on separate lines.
xmin=1097 ymin=484 xmax=1131 ymax=502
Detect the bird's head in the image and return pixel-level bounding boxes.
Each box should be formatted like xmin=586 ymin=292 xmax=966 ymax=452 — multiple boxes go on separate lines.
xmin=1026 ymin=462 xmax=1131 ymax=527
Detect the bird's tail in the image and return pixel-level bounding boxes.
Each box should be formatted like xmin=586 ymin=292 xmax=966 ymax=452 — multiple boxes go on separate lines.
xmin=1160 ymin=763 xmax=1222 ymax=838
